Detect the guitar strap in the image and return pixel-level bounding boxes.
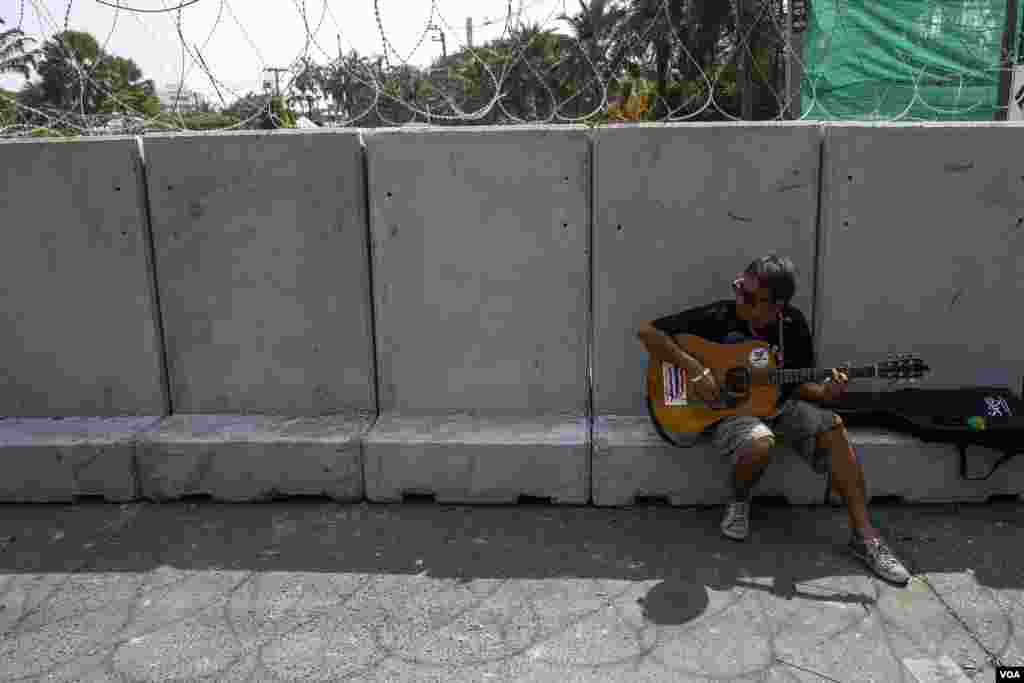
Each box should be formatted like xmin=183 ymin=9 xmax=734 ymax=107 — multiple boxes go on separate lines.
xmin=778 ymin=309 xmax=785 ymax=369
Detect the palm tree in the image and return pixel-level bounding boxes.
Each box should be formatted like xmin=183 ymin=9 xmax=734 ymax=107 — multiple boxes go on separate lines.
xmin=0 ymin=17 xmax=39 ymax=80
xmin=557 ymin=0 xmax=628 ymax=116
xmin=35 ymin=30 xmax=105 ymax=114
xmin=610 ymin=0 xmax=690 ymax=119
xmin=496 ymin=23 xmax=564 ymax=121
xmin=321 ymin=51 xmax=378 ymax=124
xmin=289 ymin=57 xmax=323 ymax=118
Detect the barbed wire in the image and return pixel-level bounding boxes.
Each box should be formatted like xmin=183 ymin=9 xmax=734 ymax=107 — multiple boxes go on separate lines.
xmin=1 ymin=0 xmax=1021 ymax=138
xmin=92 ymin=0 xmax=204 ymax=13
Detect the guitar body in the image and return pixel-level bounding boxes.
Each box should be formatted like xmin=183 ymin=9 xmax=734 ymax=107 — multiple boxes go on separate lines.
xmin=646 ymin=334 xmax=781 ymax=436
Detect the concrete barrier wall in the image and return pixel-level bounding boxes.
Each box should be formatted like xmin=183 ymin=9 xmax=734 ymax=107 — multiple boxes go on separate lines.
xmin=0 ymin=137 xmax=167 ymax=417
xmin=2 ymin=124 xmax=1022 ymax=505
xmin=817 ymin=123 xmax=1024 ymax=396
xmin=361 ymin=126 xmax=591 ymax=503
xmin=142 ymin=130 xmax=375 ymax=416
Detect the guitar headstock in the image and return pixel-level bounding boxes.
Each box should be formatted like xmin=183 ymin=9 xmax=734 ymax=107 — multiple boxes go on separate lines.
xmin=876 ymin=353 xmax=931 ymax=383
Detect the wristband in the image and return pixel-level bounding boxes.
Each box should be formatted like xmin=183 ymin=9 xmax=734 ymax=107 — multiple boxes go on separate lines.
xmin=824 ymin=378 xmax=847 ymax=397
xmin=689 ymin=367 xmax=711 ymax=384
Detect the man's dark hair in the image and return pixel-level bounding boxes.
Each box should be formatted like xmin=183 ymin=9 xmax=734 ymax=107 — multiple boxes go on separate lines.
xmin=745 ymin=254 xmax=797 ymax=306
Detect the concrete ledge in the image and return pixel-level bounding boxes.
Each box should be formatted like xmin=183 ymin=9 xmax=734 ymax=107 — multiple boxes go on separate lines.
xmin=363 ymin=413 xmax=589 ymax=504
xmin=852 ymin=427 xmax=1024 ymax=503
xmin=0 ymin=417 xmax=162 ymax=502
xmin=593 ymin=416 xmax=1024 ymax=506
xmin=592 ymin=415 xmax=827 ymax=506
xmin=135 ymin=414 xmax=371 ymax=502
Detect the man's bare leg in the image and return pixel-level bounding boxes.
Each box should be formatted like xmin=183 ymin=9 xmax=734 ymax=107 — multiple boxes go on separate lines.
xmin=732 ymin=436 xmax=775 ymax=501
xmin=817 ymin=416 xmax=876 ymax=538
xmin=721 ymin=436 xmax=776 ymax=540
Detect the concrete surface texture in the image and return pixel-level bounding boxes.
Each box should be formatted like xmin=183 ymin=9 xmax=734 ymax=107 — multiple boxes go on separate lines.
xmin=0 ymin=417 xmax=162 ymax=502
xmin=0 ymin=137 xmax=166 ymax=417
xmin=816 ymin=123 xmax=1024 ymax=395
xmin=142 ymin=130 xmax=375 ymax=416
xmin=1 ymin=500 xmax=1021 ymax=681
xmin=363 ymin=413 xmax=589 ymax=504
xmin=364 ymin=126 xmax=590 ymax=415
xmin=134 ymin=413 xmax=371 ymax=502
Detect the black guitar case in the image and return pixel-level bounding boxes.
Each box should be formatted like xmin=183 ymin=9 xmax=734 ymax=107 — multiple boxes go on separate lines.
xmin=826 ymin=386 xmax=1024 ymax=482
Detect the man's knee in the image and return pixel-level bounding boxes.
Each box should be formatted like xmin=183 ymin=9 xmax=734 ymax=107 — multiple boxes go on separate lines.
xmin=816 ymin=414 xmax=846 ymax=445
xmin=735 ymin=435 xmax=775 ymax=466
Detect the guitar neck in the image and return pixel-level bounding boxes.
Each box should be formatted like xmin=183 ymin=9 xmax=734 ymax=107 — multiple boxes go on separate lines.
xmin=766 ymin=365 xmax=876 ymax=386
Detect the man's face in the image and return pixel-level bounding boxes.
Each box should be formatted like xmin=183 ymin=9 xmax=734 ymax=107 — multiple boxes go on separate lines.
xmin=733 ymin=272 xmax=779 ymax=327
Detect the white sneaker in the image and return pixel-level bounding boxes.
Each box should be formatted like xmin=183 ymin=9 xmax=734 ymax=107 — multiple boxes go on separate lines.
xmin=721 ymin=500 xmax=750 ymax=541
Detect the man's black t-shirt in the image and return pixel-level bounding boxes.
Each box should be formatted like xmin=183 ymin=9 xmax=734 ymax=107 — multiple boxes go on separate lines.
xmin=649 ymin=299 xmax=815 ymax=407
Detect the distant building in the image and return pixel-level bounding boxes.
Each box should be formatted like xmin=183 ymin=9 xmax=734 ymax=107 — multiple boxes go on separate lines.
xmin=156 ymin=83 xmax=199 ymax=113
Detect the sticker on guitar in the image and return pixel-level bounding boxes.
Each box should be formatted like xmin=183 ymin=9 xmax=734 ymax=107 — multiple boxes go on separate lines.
xmin=662 ymin=363 xmax=689 ymax=406
xmin=749 ymin=347 xmax=771 ymax=369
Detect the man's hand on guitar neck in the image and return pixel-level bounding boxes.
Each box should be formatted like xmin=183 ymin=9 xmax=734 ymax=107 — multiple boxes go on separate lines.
xmin=797 ymin=368 xmax=849 ymax=404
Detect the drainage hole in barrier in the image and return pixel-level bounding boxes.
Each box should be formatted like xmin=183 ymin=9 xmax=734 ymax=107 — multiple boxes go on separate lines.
xmin=517 ymin=495 xmax=553 ymax=505
xmin=867 ymin=495 xmax=905 ymax=506
xmin=402 ymin=492 xmax=437 ymax=504
xmin=988 ymin=494 xmax=1021 ymax=503
xmin=751 ymin=495 xmax=790 ymax=507
xmin=72 ymin=495 xmax=107 ymax=504
xmin=180 ymin=493 xmax=215 ymax=504
xmin=633 ymin=496 xmax=671 ymax=506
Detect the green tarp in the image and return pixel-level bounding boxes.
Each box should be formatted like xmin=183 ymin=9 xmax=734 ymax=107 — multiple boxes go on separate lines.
xmin=800 ymin=0 xmax=1023 ymax=120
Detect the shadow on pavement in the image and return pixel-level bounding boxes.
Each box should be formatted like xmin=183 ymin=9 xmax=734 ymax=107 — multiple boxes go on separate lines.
xmin=0 ymin=498 xmax=1020 ymax=627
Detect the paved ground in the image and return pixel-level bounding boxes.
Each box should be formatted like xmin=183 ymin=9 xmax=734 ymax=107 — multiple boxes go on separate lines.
xmin=1 ymin=498 xmax=1022 ymax=682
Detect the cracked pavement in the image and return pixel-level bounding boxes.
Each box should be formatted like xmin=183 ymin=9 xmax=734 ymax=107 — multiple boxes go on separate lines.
xmin=0 ymin=500 xmax=1022 ymax=682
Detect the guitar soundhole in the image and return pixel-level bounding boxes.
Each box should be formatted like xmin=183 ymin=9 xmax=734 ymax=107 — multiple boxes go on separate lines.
xmin=724 ymin=367 xmax=752 ymax=394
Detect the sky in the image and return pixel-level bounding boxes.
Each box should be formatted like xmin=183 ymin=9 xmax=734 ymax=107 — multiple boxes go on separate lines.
xmin=0 ymin=0 xmax=575 ymax=106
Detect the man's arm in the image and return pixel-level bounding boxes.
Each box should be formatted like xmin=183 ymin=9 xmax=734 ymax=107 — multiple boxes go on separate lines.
xmin=636 ymin=302 xmax=725 ymax=376
xmin=636 ymin=323 xmax=706 ymax=376
xmin=780 ymin=309 xmax=830 ymax=403
xmin=797 ymin=382 xmax=829 ymax=403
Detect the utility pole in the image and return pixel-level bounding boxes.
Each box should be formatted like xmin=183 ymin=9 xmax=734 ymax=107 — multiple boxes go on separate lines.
xmin=996 ymin=0 xmax=1020 ymax=120
xmin=736 ymin=0 xmax=754 ymax=120
xmin=786 ymin=0 xmax=808 ymax=119
xmin=466 ymin=16 xmax=473 ymax=48
xmin=428 ymin=24 xmax=447 ymax=61
xmin=264 ymin=67 xmax=290 ymax=98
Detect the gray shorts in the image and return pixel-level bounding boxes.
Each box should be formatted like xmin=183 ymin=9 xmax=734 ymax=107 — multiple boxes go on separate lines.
xmin=710 ymin=400 xmax=840 ymax=474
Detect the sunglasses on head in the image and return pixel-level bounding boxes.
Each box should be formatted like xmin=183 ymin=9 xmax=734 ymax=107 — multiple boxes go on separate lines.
xmin=733 ymin=273 xmax=780 ymax=312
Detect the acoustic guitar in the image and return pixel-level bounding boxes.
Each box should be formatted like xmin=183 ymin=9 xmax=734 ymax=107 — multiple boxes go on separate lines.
xmin=646 ymin=334 xmax=931 ymax=447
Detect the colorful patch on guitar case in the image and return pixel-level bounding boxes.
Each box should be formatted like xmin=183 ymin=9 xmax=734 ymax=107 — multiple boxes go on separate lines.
xmin=984 ymin=396 xmax=1013 ymax=417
